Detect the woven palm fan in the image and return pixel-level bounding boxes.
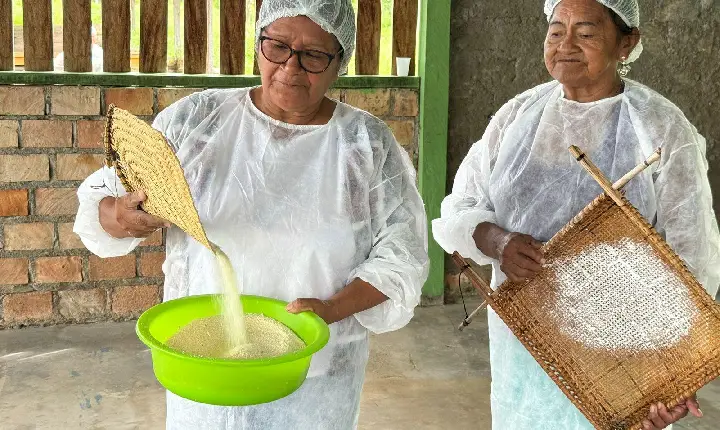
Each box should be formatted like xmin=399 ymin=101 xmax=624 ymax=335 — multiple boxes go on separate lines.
xmin=104 ymin=105 xmax=212 ymax=250
xmin=454 ymin=146 xmax=720 ymax=430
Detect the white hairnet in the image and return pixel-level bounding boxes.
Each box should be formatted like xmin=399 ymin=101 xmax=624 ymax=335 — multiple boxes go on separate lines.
xmin=544 ymin=0 xmax=643 ymax=63
xmin=255 ymin=0 xmax=356 ymax=75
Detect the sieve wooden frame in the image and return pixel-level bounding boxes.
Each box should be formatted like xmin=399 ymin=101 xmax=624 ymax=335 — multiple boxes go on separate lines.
xmin=453 ymin=146 xmax=720 ymax=430
xmin=104 ymin=105 xmax=212 ymax=250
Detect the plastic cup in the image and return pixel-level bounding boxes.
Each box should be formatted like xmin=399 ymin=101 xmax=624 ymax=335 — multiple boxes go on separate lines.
xmin=396 ymin=57 xmax=411 ymax=76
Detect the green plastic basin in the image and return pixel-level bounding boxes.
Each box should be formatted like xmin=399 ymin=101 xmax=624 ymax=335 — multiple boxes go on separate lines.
xmin=136 ymin=294 xmax=330 ymax=406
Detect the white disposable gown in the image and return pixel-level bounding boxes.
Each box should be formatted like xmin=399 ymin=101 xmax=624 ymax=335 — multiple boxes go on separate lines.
xmin=74 ymin=88 xmax=429 ymax=429
xmin=432 ymin=79 xmax=720 ymax=430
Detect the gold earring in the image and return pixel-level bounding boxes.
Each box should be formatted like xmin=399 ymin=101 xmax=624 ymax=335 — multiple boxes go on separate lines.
xmin=618 ymin=56 xmax=631 ymax=77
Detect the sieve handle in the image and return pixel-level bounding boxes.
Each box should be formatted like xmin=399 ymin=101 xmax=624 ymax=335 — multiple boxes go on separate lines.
xmin=452 ymin=252 xmax=494 ymax=331
xmin=612 ymin=148 xmax=662 ymax=190
xmin=458 ymin=300 xmax=488 ymax=331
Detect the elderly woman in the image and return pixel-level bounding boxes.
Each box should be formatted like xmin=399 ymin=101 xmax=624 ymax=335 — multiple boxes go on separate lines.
xmin=73 ymin=1 xmax=428 ymax=428
xmin=432 ymin=0 xmax=720 ymax=429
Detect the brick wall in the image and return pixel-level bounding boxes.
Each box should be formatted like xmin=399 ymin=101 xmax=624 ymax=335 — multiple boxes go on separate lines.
xmin=0 ymin=85 xmax=419 ymax=328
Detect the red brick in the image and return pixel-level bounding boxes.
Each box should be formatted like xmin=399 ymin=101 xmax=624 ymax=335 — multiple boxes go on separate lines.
xmin=0 ymin=189 xmax=29 ymax=216
xmin=58 ymin=222 xmax=84 ymax=249
xmin=0 ymin=258 xmax=29 ymax=285
xmin=140 ymin=251 xmax=165 ymax=277
xmin=0 ymin=86 xmax=45 ymax=115
xmin=393 ymin=90 xmax=419 ymax=117
xmin=104 ymin=88 xmax=154 ymax=115
xmin=89 ymin=255 xmax=136 ymax=280
xmin=51 ymin=86 xmax=101 ymax=115
xmin=0 ymin=154 xmax=50 ymax=182
xmin=345 ymin=89 xmax=391 ymax=116
xmin=157 ymin=88 xmax=200 ymax=111
xmin=56 ymin=154 xmax=104 ymax=181
xmin=35 ymin=188 xmax=79 ymax=215
xmin=77 ymin=120 xmax=106 ymax=148
xmin=3 ymin=222 xmax=54 ymax=250
xmin=35 ymin=256 xmax=83 ymax=283
xmin=58 ymin=288 xmax=106 ymax=320
xmin=2 ymin=291 xmax=53 ymax=322
xmin=385 ymin=120 xmax=416 ymax=148
xmin=326 ymin=89 xmax=342 ymax=101
xmin=0 ymin=120 xmax=19 ymax=148
xmin=21 ymin=120 xmax=72 ymax=148
xmin=139 ymin=229 xmax=164 ymax=247
xmin=111 ymin=285 xmax=160 ymax=316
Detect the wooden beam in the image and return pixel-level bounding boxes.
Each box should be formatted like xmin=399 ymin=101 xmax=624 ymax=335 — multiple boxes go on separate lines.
xmin=356 ymin=0 xmax=381 ymax=75
xmin=63 ymin=0 xmax=92 ymax=72
xmin=23 ymin=0 xmax=53 ymax=71
xmin=184 ymin=0 xmax=207 ymax=74
xmin=418 ymin=0 xmax=450 ymax=298
xmin=392 ymin=0 xmax=418 ymax=76
xmin=220 ymin=0 xmax=245 ymax=74
xmin=0 ymin=0 xmax=12 ymax=70
xmin=140 ymin=0 xmax=168 ymax=73
xmin=102 ymin=0 xmax=130 ymax=72
xmin=0 ymin=71 xmax=419 ymax=89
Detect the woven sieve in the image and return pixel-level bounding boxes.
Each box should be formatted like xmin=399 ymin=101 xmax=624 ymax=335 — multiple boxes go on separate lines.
xmin=104 ymin=105 xmax=212 ymax=250
xmin=454 ymin=151 xmax=720 ymax=430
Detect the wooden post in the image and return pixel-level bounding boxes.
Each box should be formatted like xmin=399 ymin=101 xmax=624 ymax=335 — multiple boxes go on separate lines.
xmin=253 ymin=0 xmax=262 ymax=75
xmin=220 ymin=0 xmax=245 ymax=74
xmin=184 ymin=0 xmax=207 ymax=74
xmin=102 ymin=0 xmax=130 ymax=72
xmin=140 ymin=0 xmax=167 ymax=73
xmin=418 ymin=0 xmax=450 ymax=299
xmin=392 ymin=0 xmax=418 ymax=75
xmin=23 ymin=0 xmax=53 ymax=71
xmin=355 ymin=0 xmax=380 ymax=75
xmin=206 ymin=0 xmax=213 ymax=72
xmin=64 ymin=0 xmax=92 ymax=72
xmin=172 ymin=0 xmax=181 ymax=71
xmin=0 ymin=0 xmax=12 ymax=70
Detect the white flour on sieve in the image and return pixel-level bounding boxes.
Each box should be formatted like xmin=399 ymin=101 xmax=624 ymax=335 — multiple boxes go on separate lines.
xmin=546 ymin=238 xmax=697 ymax=351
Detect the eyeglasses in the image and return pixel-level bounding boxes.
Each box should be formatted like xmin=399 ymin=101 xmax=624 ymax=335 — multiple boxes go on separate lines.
xmin=259 ymin=35 xmax=343 ymax=74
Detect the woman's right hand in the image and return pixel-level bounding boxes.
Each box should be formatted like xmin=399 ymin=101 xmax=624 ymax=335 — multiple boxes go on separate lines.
xmin=99 ymin=191 xmax=171 ymax=239
xmin=473 ymin=222 xmax=545 ymax=282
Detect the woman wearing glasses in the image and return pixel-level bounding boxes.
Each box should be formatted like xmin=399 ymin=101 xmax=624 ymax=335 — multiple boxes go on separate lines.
xmin=73 ymin=0 xmax=429 ymax=428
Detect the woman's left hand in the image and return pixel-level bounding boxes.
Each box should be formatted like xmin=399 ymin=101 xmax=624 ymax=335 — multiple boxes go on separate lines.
xmin=641 ymin=395 xmax=702 ymax=429
xmin=287 ymin=298 xmax=340 ymax=324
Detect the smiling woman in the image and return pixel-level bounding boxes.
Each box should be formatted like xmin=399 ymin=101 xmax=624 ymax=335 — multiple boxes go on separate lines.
xmin=432 ymin=0 xmax=720 ymax=429
xmin=543 ymin=0 xmax=640 ymax=102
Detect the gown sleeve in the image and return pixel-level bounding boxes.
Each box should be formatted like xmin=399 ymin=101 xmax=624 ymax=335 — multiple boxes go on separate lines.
xmin=349 ymin=122 xmax=430 ymax=334
xmin=653 ymin=124 xmax=720 ymax=298
xmin=431 ymin=99 xmax=522 ymax=266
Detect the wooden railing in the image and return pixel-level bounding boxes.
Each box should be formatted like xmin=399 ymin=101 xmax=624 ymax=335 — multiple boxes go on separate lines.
xmin=0 ymin=0 xmax=418 ymax=75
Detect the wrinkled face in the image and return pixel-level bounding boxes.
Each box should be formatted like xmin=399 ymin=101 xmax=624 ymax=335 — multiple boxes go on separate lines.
xmin=544 ymin=0 xmax=625 ymax=88
xmin=258 ymin=16 xmax=341 ymax=113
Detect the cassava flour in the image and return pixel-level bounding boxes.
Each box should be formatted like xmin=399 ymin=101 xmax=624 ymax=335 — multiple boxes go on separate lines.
xmin=167 ymin=314 xmax=305 ymax=360
xmin=546 ymin=238 xmax=697 ymax=352
xmin=213 ymin=246 xmax=248 ymax=353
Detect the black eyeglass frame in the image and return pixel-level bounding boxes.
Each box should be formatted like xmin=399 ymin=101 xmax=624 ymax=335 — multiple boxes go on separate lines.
xmin=258 ymin=35 xmax=344 ymax=74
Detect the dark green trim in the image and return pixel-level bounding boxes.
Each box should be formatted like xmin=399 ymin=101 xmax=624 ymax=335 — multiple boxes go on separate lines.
xmin=0 ymin=72 xmax=420 ymax=89
xmin=418 ymin=0 xmax=450 ymax=299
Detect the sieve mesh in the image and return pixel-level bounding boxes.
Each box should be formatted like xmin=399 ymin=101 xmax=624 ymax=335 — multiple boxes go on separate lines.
xmin=483 ymin=194 xmax=720 ymax=430
xmin=104 ymin=105 xmax=212 ymax=250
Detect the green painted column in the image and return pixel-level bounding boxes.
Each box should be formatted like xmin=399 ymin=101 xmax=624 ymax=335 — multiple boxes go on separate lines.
xmin=417 ymin=0 xmax=450 ymax=300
